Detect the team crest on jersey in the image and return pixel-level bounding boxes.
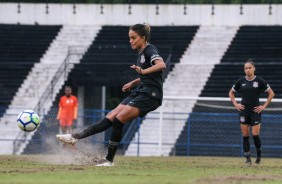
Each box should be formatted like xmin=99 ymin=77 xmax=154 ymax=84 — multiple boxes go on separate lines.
xmin=240 ymin=116 xmax=245 ymax=123
xmin=253 ymin=81 xmax=258 ymax=88
xmin=140 ymin=55 xmax=145 ymax=63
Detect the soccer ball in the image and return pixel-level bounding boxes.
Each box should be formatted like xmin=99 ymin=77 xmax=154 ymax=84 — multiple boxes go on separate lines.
xmin=17 ymin=110 xmax=40 ymax=132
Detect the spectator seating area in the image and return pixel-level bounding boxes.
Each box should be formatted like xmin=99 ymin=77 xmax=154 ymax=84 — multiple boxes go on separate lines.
xmin=67 ymin=26 xmax=199 ymax=87
xmin=173 ymin=26 xmax=282 ymax=157
xmin=0 ymin=24 xmax=61 ymax=117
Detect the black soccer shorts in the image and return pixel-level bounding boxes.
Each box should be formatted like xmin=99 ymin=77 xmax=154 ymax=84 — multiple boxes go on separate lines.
xmin=239 ymin=110 xmax=261 ymax=126
xmin=121 ymin=92 xmax=161 ymax=118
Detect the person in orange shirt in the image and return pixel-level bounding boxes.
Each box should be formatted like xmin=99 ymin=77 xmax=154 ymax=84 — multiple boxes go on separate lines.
xmin=57 ymin=86 xmax=78 ymax=134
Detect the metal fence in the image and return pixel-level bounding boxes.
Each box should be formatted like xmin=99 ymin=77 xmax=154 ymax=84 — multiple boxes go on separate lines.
xmin=2 ymin=107 xmax=282 ymax=157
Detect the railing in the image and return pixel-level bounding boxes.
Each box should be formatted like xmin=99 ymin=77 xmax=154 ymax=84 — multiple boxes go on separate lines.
xmin=35 ymin=46 xmax=85 ymax=115
xmin=163 ymin=53 xmax=172 ymax=80
xmin=3 ymin=0 xmax=280 ymax=4
xmin=12 ymin=46 xmax=85 ymax=155
xmin=3 ymin=107 xmax=282 ymax=157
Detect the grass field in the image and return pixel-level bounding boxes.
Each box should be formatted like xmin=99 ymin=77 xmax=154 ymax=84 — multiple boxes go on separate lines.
xmin=1 ymin=155 xmax=282 ymax=184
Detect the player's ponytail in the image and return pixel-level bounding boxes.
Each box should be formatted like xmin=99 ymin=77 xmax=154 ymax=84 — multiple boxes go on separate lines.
xmin=143 ymin=23 xmax=151 ymax=42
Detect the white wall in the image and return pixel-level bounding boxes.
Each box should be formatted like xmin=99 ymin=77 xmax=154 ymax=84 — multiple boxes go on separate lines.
xmin=0 ymin=3 xmax=282 ymax=26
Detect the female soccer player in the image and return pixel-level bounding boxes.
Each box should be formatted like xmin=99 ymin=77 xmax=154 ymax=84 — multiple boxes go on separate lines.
xmin=56 ymin=23 xmax=166 ymax=166
xmin=229 ymin=59 xmax=275 ymax=164
xmin=56 ymin=86 xmax=78 ymax=134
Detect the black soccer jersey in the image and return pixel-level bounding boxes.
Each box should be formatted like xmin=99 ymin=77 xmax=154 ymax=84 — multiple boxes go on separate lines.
xmin=134 ymin=44 xmax=164 ymax=102
xmin=232 ymin=76 xmax=270 ymax=110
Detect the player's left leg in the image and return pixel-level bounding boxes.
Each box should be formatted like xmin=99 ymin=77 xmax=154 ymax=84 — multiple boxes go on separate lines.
xmin=66 ymin=119 xmax=74 ymax=134
xmin=59 ymin=119 xmax=68 ymax=134
xmin=96 ymin=105 xmax=140 ymax=166
xmin=252 ymin=124 xmax=261 ymax=164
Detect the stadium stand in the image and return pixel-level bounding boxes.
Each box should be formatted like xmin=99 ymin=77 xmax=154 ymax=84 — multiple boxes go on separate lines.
xmin=173 ymin=26 xmax=282 ymax=157
xmin=66 ymin=26 xmax=199 ymax=86
xmin=0 ymin=24 xmax=61 ymax=117
xmin=0 ymin=25 xmax=100 ymax=155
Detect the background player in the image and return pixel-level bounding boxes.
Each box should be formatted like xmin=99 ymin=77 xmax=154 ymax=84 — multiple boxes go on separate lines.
xmin=229 ymin=59 xmax=275 ymax=164
xmin=57 ymin=86 xmax=78 ymax=134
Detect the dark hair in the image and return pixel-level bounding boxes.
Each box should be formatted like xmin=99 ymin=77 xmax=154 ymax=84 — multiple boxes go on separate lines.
xmin=65 ymin=86 xmax=72 ymax=90
xmin=130 ymin=23 xmax=151 ymax=42
xmin=245 ymin=58 xmax=255 ymax=67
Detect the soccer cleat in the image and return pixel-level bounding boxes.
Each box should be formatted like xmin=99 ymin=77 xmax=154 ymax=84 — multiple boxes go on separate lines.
xmin=56 ymin=134 xmax=78 ymax=145
xmin=95 ymin=159 xmax=114 ymax=167
xmin=255 ymin=149 xmax=261 ymax=164
xmin=255 ymin=157 xmax=261 ymax=164
xmin=245 ymin=157 xmax=252 ymax=165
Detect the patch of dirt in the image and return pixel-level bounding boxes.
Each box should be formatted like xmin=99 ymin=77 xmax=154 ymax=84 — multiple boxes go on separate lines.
xmin=34 ymin=142 xmax=106 ymax=166
xmin=197 ymin=174 xmax=282 ymax=184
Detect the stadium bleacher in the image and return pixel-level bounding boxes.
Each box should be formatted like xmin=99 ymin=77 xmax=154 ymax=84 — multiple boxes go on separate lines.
xmin=67 ymin=26 xmax=199 ymax=86
xmin=0 ymin=24 xmax=61 ymax=117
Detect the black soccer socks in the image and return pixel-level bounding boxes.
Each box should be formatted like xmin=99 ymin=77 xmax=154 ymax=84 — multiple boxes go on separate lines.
xmin=243 ymin=136 xmax=250 ymax=153
xmin=106 ymin=140 xmax=119 ymax=162
xmin=253 ymin=135 xmax=262 ymax=164
xmin=253 ymin=135 xmax=261 ymax=150
xmin=72 ymin=118 xmax=113 ymax=139
xmin=106 ymin=118 xmax=124 ymax=162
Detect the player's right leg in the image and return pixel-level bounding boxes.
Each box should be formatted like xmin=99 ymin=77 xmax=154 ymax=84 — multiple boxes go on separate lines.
xmin=56 ymin=104 xmax=126 ymax=145
xmin=240 ymin=124 xmax=251 ymax=164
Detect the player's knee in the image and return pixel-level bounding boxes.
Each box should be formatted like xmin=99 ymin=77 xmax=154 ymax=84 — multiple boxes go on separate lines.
xmin=242 ymin=132 xmax=250 ymax=137
xmin=113 ymin=118 xmax=124 ymax=128
xmin=110 ymin=118 xmax=124 ymax=142
xmin=253 ymin=135 xmax=261 ymax=149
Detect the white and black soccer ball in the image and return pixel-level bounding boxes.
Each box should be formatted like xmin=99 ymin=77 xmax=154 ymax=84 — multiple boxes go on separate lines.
xmin=17 ymin=110 xmax=40 ymax=132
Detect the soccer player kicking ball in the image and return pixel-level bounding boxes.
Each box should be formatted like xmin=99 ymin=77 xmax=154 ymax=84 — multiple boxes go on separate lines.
xmin=56 ymin=23 xmax=166 ymax=166
xmin=229 ymin=59 xmax=274 ymax=164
